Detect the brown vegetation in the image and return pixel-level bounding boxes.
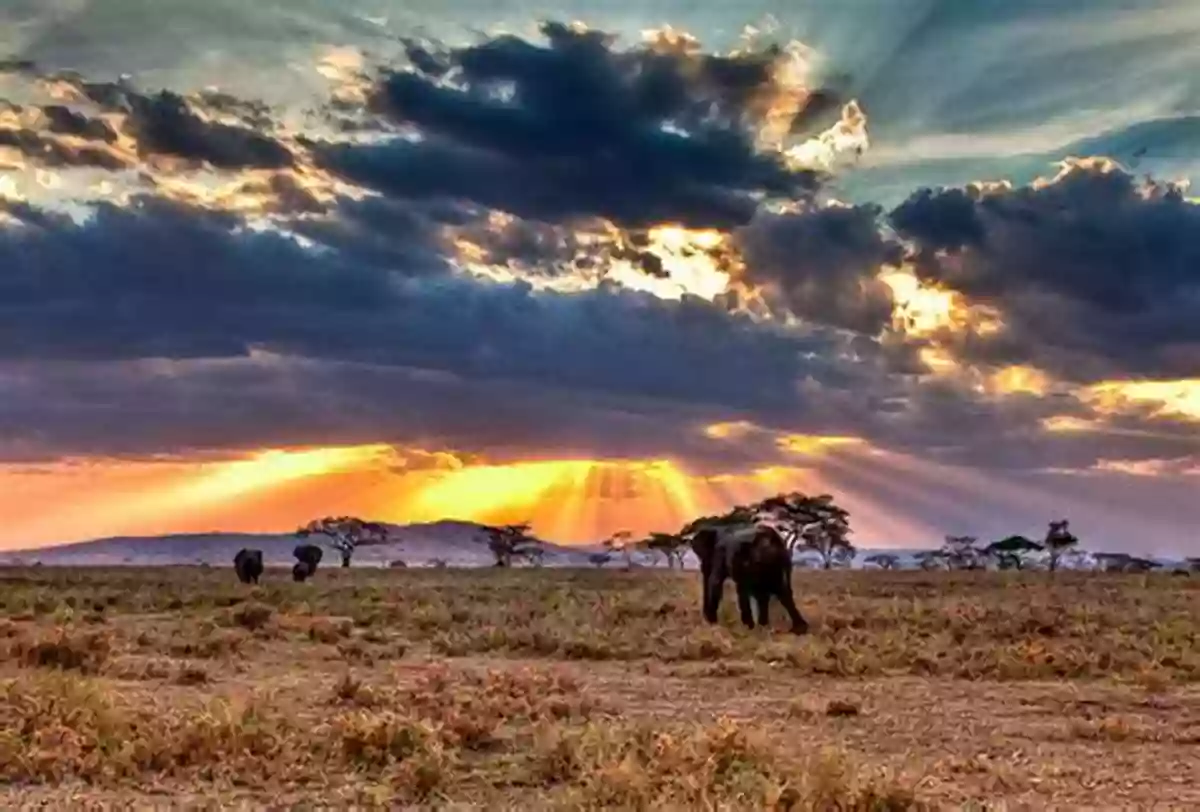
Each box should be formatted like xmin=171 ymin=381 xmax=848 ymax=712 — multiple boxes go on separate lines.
xmin=0 ymin=566 xmax=1198 ymax=807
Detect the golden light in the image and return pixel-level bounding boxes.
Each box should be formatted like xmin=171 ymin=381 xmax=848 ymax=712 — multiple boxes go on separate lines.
xmin=169 ymin=444 xmax=397 ymax=506
xmin=403 ymin=459 xmax=594 ymax=523
xmin=777 ymin=434 xmax=863 ymax=456
xmin=918 ymin=346 xmax=959 ymax=374
xmin=603 ymin=224 xmax=735 ymax=301
xmin=783 ymin=100 xmax=869 ymax=173
xmin=1042 ymin=415 xmax=1100 ymax=433
xmin=880 ymin=269 xmax=958 ymax=336
xmin=316 ymin=46 xmax=370 ymax=107
xmin=1093 ymin=459 xmax=1174 ymax=477
xmin=396 ymin=457 xmax=706 ymax=542
xmin=1086 ymin=379 xmax=1200 ymax=421
xmin=702 ymin=420 xmax=758 ymax=440
xmin=987 ymin=365 xmax=1051 ymax=396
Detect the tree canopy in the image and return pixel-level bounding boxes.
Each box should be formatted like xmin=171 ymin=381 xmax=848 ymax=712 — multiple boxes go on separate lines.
xmin=482 ymin=522 xmax=542 ymax=567
xmin=680 ymin=491 xmax=855 ymax=569
xmin=296 ymin=516 xmax=389 ymax=567
xmin=640 ymin=532 xmax=689 ymax=569
xmin=983 ymin=535 xmax=1043 ymax=570
xmin=1043 ymin=520 xmax=1079 ymax=571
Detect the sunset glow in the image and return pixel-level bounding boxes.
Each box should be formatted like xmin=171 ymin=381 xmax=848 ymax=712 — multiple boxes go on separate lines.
xmin=1087 ymin=379 xmax=1200 ymax=421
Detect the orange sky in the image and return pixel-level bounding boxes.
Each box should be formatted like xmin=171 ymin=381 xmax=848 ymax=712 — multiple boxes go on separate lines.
xmin=0 ymin=439 xmax=945 ymax=550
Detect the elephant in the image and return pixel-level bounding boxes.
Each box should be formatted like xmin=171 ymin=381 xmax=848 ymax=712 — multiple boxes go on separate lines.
xmin=292 ymin=561 xmax=312 ymax=582
xmin=293 ymin=543 xmax=323 ymax=574
xmin=689 ymin=524 xmax=808 ymax=634
xmin=233 ymin=548 xmax=264 ymax=584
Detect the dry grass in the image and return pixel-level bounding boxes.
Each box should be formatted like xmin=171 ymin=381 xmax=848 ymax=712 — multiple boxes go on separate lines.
xmin=0 ymin=566 xmax=1198 ymax=807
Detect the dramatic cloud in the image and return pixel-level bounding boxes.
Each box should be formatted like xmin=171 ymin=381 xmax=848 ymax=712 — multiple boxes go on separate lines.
xmin=890 ymin=160 xmax=1200 ymax=381
xmin=737 ymin=202 xmax=901 ymax=334
xmin=313 ymin=21 xmax=842 ymax=230
xmin=0 ymin=194 xmax=840 ymax=419
xmin=1 ymin=68 xmax=295 ymax=173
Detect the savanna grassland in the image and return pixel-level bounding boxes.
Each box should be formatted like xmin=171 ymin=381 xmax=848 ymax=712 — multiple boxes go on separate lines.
xmin=1 ymin=566 xmax=1199 ymax=809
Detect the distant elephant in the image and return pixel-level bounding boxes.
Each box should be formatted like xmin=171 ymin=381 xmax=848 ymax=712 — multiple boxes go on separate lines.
xmin=292 ymin=561 xmax=312 ymax=582
xmin=388 ymin=559 xmax=408 ymax=569
xmin=233 ymin=548 xmax=264 ymax=584
xmin=690 ymin=525 xmax=808 ymax=634
xmin=293 ymin=543 xmax=323 ymax=574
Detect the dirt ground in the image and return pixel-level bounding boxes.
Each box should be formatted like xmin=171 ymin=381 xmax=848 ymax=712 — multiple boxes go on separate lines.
xmin=1 ymin=567 xmax=1198 ymax=809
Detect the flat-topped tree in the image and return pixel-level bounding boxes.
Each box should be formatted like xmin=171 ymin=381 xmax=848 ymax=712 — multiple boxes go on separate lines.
xmin=1044 ymin=519 xmax=1079 ymax=572
xmin=642 ymin=532 xmax=689 ymax=569
xmin=296 ymin=516 xmax=390 ymax=568
xmin=683 ymin=491 xmax=855 ymax=570
xmin=757 ymin=493 xmax=851 ymax=555
xmin=603 ymin=530 xmax=636 ymax=570
xmin=984 ymin=536 xmax=1044 ymax=570
xmin=483 ymin=522 xmax=540 ymax=568
xmin=940 ymin=535 xmax=986 ymax=570
xmin=863 ymin=553 xmax=900 ymax=570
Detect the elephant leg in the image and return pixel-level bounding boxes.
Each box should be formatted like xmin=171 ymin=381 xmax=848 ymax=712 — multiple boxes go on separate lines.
xmin=736 ymin=580 xmax=755 ymax=629
xmin=774 ymin=571 xmax=809 ymax=635
xmin=704 ymin=564 xmax=725 ymax=624
xmin=754 ymin=585 xmax=771 ymax=627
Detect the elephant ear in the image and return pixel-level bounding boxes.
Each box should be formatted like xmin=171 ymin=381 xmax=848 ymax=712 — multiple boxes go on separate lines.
xmin=689 ymin=529 xmax=718 ymax=566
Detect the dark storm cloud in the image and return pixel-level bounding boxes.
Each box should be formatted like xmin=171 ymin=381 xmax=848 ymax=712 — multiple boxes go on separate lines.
xmin=0 ymin=187 xmax=1193 ymax=476
xmin=289 ymin=194 xmax=458 ymax=273
xmin=90 ymin=85 xmax=294 ymax=170
xmin=889 ymin=162 xmax=1200 ymax=381
xmin=39 ymin=104 xmax=117 ymax=142
xmin=736 ymin=203 xmax=902 ymax=334
xmin=0 ymin=195 xmax=831 ymax=418
xmin=313 ymin=21 xmax=831 ymax=229
xmin=0 ymin=355 xmax=798 ymax=471
xmin=449 ymin=215 xmax=686 ymax=281
xmin=0 ymin=125 xmax=129 ymax=170
xmin=3 ymin=64 xmax=295 ymax=171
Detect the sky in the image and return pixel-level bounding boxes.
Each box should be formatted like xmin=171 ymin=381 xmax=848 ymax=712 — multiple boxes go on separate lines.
xmin=2 ymin=0 xmax=1200 ymax=553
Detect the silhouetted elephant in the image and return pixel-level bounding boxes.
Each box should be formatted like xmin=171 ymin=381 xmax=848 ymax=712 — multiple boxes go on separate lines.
xmin=233 ymin=548 xmax=264 ymax=584
xmin=292 ymin=561 xmax=312 ymax=582
xmin=293 ymin=543 xmax=323 ymax=574
xmin=690 ymin=526 xmax=808 ymax=634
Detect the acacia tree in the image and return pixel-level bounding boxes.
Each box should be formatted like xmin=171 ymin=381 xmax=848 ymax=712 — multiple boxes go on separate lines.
xmin=642 ymin=532 xmax=689 ymax=569
xmin=863 ymin=553 xmax=900 ymax=570
xmin=939 ymin=535 xmax=986 ymax=570
xmin=483 ymin=522 xmax=541 ymax=567
xmin=682 ymin=491 xmax=854 ymax=570
xmin=984 ymin=536 xmax=1043 ymax=570
xmin=762 ymin=493 xmax=853 ymax=569
xmin=1044 ymin=520 xmax=1079 ymax=572
xmin=296 ymin=516 xmax=390 ymax=567
xmin=603 ymin=530 xmax=636 ymax=570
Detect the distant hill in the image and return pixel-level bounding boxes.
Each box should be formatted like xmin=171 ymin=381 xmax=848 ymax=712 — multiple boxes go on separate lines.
xmin=0 ymin=520 xmax=593 ymax=568
xmin=0 ymin=522 xmax=936 ymax=570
